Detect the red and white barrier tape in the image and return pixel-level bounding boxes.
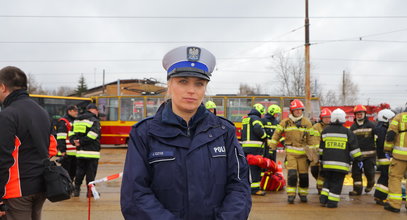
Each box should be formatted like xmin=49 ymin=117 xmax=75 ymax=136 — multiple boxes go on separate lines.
xmin=88 ymin=172 xmax=123 ymax=200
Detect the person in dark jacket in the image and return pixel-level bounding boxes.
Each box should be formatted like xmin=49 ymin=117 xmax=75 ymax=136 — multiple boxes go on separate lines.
xmin=261 ymin=104 xmax=281 ymax=162
xmin=56 ymin=105 xmax=79 ymax=180
xmin=70 ymin=103 xmax=101 ymax=197
xmin=373 ymin=109 xmax=395 ymax=205
xmin=349 ymin=104 xmax=377 ymax=196
xmin=121 ymin=46 xmax=251 ymax=220
xmin=241 ymin=103 xmax=267 ymax=196
xmin=0 ymin=66 xmax=52 ymax=219
xmin=320 ymin=109 xmax=361 ymax=208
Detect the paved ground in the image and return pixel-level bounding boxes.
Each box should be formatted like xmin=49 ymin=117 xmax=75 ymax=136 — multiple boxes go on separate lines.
xmin=42 ymin=147 xmax=407 ymax=220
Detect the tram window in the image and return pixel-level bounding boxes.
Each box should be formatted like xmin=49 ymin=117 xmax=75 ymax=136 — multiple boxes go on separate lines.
xmin=227 ymin=98 xmax=251 ymax=122
xmin=147 ymin=97 xmax=165 ymax=117
xmin=121 ymin=98 xmax=144 ymax=121
xmin=98 ymin=98 xmax=119 ymax=121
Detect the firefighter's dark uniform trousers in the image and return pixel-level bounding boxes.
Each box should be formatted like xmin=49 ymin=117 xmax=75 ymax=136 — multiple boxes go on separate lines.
xmin=320 ymin=172 xmax=346 ymax=207
xmin=374 ymin=164 xmax=389 ymax=201
xmin=241 ymin=109 xmax=267 ymax=193
xmin=351 ymin=156 xmax=376 ymax=193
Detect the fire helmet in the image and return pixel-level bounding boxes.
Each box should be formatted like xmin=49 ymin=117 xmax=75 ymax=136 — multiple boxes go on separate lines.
xmin=331 ymin=108 xmax=346 ymax=124
xmin=353 ymin=104 xmax=367 ymax=113
xmin=320 ymin=108 xmax=332 ymax=118
xmin=290 ymin=99 xmax=305 ymax=111
xmin=205 ymin=101 xmax=216 ymax=109
xmin=377 ymin=109 xmax=395 ymax=122
xmin=267 ymin=104 xmax=282 ymax=115
xmin=253 ymin=103 xmax=265 ymax=115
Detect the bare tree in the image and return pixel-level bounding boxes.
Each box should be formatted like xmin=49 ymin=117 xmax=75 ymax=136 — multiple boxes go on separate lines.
xmin=319 ymin=89 xmax=339 ymax=106
xmin=238 ymin=83 xmax=262 ymax=95
xmin=48 ymin=86 xmax=76 ymax=96
xmin=338 ymin=70 xmax=359 ymax=105
xmin=271 ymin=51 xmax=310 ymax=96
xmin=27 ymin=74 xmax=47 ymax=94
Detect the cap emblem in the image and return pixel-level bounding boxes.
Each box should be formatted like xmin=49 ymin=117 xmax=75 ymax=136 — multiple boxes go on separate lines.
xmin=187 ymin=47 xmax=201 ymax=61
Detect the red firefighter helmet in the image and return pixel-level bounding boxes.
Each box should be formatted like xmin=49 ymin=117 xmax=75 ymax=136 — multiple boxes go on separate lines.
xmin=320 ymin=108 xmax=332 ymax=118
xmin=290 ymin=99 xmax=305 ymax=111
xmin=353 ymin=104 xmax=367 ymax=113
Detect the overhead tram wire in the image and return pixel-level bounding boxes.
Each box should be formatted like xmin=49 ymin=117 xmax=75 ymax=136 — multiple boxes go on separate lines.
xmin=1 ymin=57 xmax=406 ymax=63
xmin=1 ymin=15 xmax=407 ymax=19
xmin=0 ymin=40 xmax=304 ymax=44
xmin=311 ymin=27 xmax=407 ymax=46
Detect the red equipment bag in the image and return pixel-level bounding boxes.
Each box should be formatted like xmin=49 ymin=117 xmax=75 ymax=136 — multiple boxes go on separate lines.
xmin=260 ymin=172 xmax=286 ymax=191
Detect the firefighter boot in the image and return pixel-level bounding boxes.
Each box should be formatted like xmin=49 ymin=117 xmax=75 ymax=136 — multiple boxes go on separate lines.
xmin=384 ymin=203 xmax=400 ymax=213
xmin=349 ymin=186 xmax=362 ymax=196
xmin=73 ymin=185 xmax=80 ymax=197
xmin=365 ymin=182 xmax=375 ymax=193
xmin=287 ymin=196 xmax=295 ymax=204
xmin=252 ymin=190 xmax=266 ymax=196
xmin=300 ymin=195 xmax=308 ymax=203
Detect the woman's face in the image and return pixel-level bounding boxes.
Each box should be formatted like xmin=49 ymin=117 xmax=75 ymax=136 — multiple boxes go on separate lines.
xmin=168 ymin=76 xmax=208 ymax=114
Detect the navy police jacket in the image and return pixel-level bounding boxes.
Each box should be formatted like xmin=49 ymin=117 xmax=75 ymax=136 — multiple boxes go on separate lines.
xmin=121 ymin=101 xmax=251 ymax=220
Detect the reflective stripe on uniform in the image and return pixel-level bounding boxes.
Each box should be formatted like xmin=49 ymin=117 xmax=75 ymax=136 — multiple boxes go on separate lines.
xmin=56 ymin=132 xmax=67 ymax=140
xmin=361 ymin=150 xmax=376 ymax=156
xmin=286 ymin=146 xmax=306 ymax=155
xmin=322 ymin=133 xmax=347 ymax=139
xmin=377 ymin=158 xmax=391 ymax=165
xmin=322 ymin=161 xmax=350 ymax=172
xmin=276 ymin=124 xmax=284 ymax=132
xmin=76 ymin=150 xmax=100 ymax=159
xmin=328 ymin=192 xmax=340 ymax=202
xmin=393 ymin=146 xmax=407 ymax=156
xmin=286 ymin=187 xmax=296 ymax=193
xmin=251 ymin=182 xmax=260 ymax=188
xmin=350 ymin=148 xmax=362 ymax=158
xmin=375 ymin=184 xmax=389 ymax=194
xmin=388 ymin=193 xmax=403 ymax=201
xmin=68 ymin=131 xmax=75 ymax=137
xmin=399 ymin=122 xmax=406 ymax=149
xmin=87 ymin=131 xmax=99 ymax=140
xmin=390 ymin=120 xmax=398 ymax=126
xmin=298 ymin=187 xmax=308 ymax=195
xmin=253 ymin=120 xmax=264 ymax=128
xmin=73 ymin=120 xmax=94 ymax=133
xmin=354 ymin=181 xmax=362 ymax=186
xmin=321 ymin=188 xmax=329 ymax=196
xmin=241 ymin=141 xmax=263 ymax=148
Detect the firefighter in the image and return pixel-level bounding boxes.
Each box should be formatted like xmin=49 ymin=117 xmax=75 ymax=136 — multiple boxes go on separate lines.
xmin=383 ymin=111 xmax=407 ymax=213
xmin=319 ymin=109 xmax=361 ymax=208
xmin=269 ymin=99 xmax=316 ymax=203
xmin=205 ymin=100 xmax=217 ymax=115
xmin=311 ymin=108 xmax=332 ymax=193
xmin=349 ymin=104 xmax=376 ymax=196
xmin=56 ymin=105 xmax=79 ymax=181
xmin=373 ymin=109 xmax=395 ymax=205
xmin=71 ymin=103 xmax=101 ymax=197
xmin=261 ymin=104 xmax=282 ymax=162
xmin=241 ymin=103 xmax=268 ymax=196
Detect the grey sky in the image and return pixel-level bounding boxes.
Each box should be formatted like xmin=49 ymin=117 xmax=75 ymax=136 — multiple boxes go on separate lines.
xmin=0 ymin=0 xmax=406 ymax=108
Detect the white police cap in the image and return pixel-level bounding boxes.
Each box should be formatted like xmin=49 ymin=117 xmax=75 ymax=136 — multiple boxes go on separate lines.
xmin=162 ymin=46 xmax=216 ymax=81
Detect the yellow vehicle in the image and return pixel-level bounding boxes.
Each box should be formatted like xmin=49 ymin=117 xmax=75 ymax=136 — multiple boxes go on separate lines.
xmin=93 ymin=95 xmax=320 ymax=145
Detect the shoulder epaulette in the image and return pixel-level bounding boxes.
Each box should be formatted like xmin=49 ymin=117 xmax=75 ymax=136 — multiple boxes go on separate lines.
xmin=134 ymin=116 xmax=154 ymax=128
xmin=217 ymin=116 xmax=235 ymax=126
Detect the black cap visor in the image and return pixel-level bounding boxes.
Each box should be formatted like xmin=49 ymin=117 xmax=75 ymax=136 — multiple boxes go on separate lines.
xmin=168 ymin=67 xmax=211 ymax=81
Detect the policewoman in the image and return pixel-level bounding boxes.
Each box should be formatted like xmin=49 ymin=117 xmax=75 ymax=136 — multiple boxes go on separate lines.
xmin=121 ymin=46 xmax=251 ymax=220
